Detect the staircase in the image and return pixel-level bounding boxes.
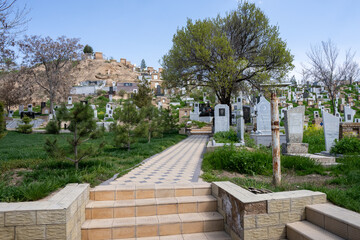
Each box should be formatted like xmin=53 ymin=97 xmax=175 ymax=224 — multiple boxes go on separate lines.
xmin=287 ymin=203 xmax=360 ymax=240
xmin=190 ymin=125 xmax=212 ymax=135
xmin=81 ymin=183 xmax=231 ymax=239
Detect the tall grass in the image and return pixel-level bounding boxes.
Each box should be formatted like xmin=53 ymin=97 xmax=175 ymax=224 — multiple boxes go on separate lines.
xmin=303 ymin=124 xmax=325 ymax=153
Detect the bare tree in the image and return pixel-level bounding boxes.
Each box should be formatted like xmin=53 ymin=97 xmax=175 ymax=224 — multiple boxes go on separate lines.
xmin=18 ymin=35 xmax=83 ymax=113
xmin=303 ymin=40 xmax=360 ymax=114
xmin=0 ymin=70 xmax=33 ymax=114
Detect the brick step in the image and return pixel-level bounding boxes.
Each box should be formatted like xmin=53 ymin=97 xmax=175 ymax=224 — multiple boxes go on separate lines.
xmin=90 ymin=183 xmax=211 ymax=201
xmin=306 ymin=203 xmax=360 ymax=239
xmin=190 ymin=132 xmax=212 ymax=135
xmin=81 ymin=212 xmax=224 ymax=239
xmin=86 ymin=195 xmax=217 ymax=220
xmin=287 ymin=221 xmax=344 ymax=240
xmin=113 ymin=231 xmax=231 ymax=239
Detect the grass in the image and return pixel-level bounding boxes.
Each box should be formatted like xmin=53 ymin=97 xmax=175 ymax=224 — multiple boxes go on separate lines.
xmin=303 ymin=124 xmax=325 ymax=153
xmin=0 ymin=131 xmax=187 ymax=202
xmin=201 ymin=145 xmax=360 ymax=213
xmin=213 ymin=129 xmax=238 ymax=143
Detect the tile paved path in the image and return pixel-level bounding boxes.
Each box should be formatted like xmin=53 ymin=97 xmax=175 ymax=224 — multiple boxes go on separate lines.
xmin=110 ymin=135 xmax=208 ymax=185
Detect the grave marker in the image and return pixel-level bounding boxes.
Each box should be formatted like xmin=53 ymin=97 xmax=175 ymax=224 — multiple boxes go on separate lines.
xmin=214 ymin=104 xmax=229 ymax=133
xmin=323 ymin=111 xmax=340 ymax=152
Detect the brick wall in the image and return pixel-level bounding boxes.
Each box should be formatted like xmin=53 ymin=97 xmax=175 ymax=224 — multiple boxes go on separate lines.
xmin=0 ymin=183 xmax=89 ymax=240
xmin=211 ymin=181 xmax=326 ymax=240
xmin=340 ymin=122 xmax=360 ymax=139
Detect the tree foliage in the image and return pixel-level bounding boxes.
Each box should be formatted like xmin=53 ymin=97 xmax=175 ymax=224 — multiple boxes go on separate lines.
xmin=18 ymin=35 xmax=83 ymax=113
xmin=135 ymin=106 xmax=162 ymax=143
xmin=0 ymin=101 xmax=6 ymax=138
xmin=114 ymin=101 xmax=140 ymax=150
xmin=16 ymin=115 xmax=32 ymax=134
xmin=0 ymin=70 xmax=33 ymax=114
xmin=140 ymin=59 xmax=146 ymax=70
xmin=162 ymin=2 xmax=293 ymax=107
xmin=83 ymin=44 xmax=93 ymax=54
xmin=303 ymin=39 xmax=360 ymax=114
xmin=133 ymin=79 xmax=152 ymax=108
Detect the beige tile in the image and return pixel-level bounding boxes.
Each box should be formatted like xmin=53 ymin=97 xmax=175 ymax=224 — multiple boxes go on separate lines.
xmin=159 ymin=223 xmax=181 ymax=236
xmin=95 ymin=191 xmax=115 ymax=201
xmin=114 ymin=206 xmax=135 ymax=218
xmin=87 ymin=219 xmax=113 ymax=229
xmin=113 ymin=217 xmax=136 ymax=227
xmin=88 ymin=228 xmax=111 ymax=240
xmin=85 ymin=209 xmax=92 ymax=220
xmin=179 ymin=213 xmax=203 ymax=222
xmin=194 ymin=188 xmax=211 ymax=196
xmin=112 ymin=226 xmax=135 ymax=239
xmin=178 ymin=203 xmax=197 ymax=214
xmin=137 ymin=216 xmax=159 ymax=225
xmin=81 ymin=229 xmax=88 ymax=240
xmin=89 ymin=191 xmax=95 ymax=200
xmin=137 ymin=225 xmax=159 ymax=238
xmin=158 ymin=204 xmax=177 ymax=215
xmin=204 ymin=219 xmax=224 ymax=232
xmin=136 ymin=199 xmax=156 ymax=206
xmin=114 ymin=200 xmax=136 ymax=207
xmin=137 ymin=205 xmax=157 ymax=217
xmin=91 ymin=208 xmax=113 ymax=219
xmin=198 ymin=202 xmax=217 ymax=212
xmin=205 ymin=231 xmax=231 ymax=240
xmin=181 ymin=221 xmax=204 ymax=234
xmin=182 ymin=232 xmax=207 ymax=239
xmin=136 ymin=189 xmax=155 ymax=199
xmin=159 ymin=235 xmax=184 ymax=240
xmin=116 ymin=190 xmax=135 ymax=200
xmin=175 ymin=189 xmax=193 ymax=197
xmin=158 ymin=214 xmax=181 ymax=224
xmin=156 ymin=189 xmax=175 ymax=198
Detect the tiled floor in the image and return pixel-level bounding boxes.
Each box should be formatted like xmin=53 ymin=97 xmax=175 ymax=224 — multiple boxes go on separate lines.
xmin=110 ymin=135 xmax=208 ymax=185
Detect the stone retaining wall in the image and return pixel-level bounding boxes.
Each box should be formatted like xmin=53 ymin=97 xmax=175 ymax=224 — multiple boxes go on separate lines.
xmin=211 ymin=181 xmax=326 ymax=240
xmin=0 ymin=183 xmax=89 ymax=240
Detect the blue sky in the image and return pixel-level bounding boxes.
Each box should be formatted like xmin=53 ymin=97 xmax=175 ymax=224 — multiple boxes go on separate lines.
xmin=16 ymin=0 xmax=360 ymax=81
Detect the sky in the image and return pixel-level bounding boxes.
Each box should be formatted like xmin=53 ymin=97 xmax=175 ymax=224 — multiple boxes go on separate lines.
xmin=15 ymin=0 xmax=360 ymax=81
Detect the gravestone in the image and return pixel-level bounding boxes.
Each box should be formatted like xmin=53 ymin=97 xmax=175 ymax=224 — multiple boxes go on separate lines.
xmin=158 ymin=101 xmax=162 ymax=110
xmin=68 ymin=96 xmax=72 ymax=105
xmin=323 ymin=111 xmax=340 ymax=152
xmin=243 ymin=106 xmax=251 ymax=123
xmin=280 ymin=108 xmax=286 ymax=119
xmin=41 ymin=102 xmax=46 ymax=109
xmin=256 ymin=96 xmax=271 ymax=134
xmin=19 ymin=105 xmax=24 ymax=115
xmin=344 ymin=106 xmax=356 ymax=123
xmin=190 ymin=102 xmax=200 ymax=121
xmin=214 ymin=104 xmax=229 ymax=133
xmin=8 ymin=110 xmax=13 ymax=118
xmin=235 ymin=95 xmax=245 ymax=143
xmin=27 ymin=104 xmax=33 ymax=112
xmin=91 ymin=105 xmax=97 ymax=119
xmin=314 ymin=111 xmax=320 ymax=119
xmin=282 ymin=106 xmax=308 ymax=153
xmin=109 ymin=94 xmax=113 ymax=102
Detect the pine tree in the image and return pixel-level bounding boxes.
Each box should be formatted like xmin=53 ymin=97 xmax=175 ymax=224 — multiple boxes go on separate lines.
xmin=83 ymin=44 xmax=94 ymax=54
xmin=135 ymin=105 xmax=162 ymax=143
xmin=140 ymin=59 xmax=147 ymax=70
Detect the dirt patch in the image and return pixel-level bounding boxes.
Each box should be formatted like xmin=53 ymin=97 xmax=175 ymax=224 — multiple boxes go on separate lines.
xmin=4 ymin=168 xmax=33 ymax=186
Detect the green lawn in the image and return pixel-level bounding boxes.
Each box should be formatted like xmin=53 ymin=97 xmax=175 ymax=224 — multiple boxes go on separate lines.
xmin=0 ymin=131 xmax=187 ymax=202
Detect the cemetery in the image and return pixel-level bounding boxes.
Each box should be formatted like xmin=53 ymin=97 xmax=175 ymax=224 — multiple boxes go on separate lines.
xmin=1 ymin=1 xmax=360 ymax=240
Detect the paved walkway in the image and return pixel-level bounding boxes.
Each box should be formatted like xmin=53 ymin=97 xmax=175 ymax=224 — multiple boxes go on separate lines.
xmin=110 ymin=135 xmax=208 ymax=185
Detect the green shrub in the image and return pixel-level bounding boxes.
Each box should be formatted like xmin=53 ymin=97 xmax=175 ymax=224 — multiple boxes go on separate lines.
xmin=213 ymin=129 xmax=238 ymax=143
xmin=331 ymin=137 xmax=360 ymax=154
xmin=282 ymin=155 xmax=325 ymax=175
xmin=303 ymin=125 xmax=325 ymax=153
xmin=244 ymin=132 xmax=256 ymax=148
xmin=16 ymin=116 xmax=33 ymax=134
xmin=192 ymin=120 xmax=207 ymax=128
xmin=45 ymin=120 xmax=59 ymax=134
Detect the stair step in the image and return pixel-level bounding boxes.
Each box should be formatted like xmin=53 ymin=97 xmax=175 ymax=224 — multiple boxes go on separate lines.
xmin=82 ymin=212 xmax=224 ymax=239
xmin=111 ymin=231 xmax=231 ymax=239
xmin=306 ymin=203 xmax=360 ymax=239
xmin=86 ymin=195 xmax=217 ymax=219
xmin=90 ymin=183 xmax=212 ymax=201
xmin=287 ymin=221 xmax=344 ymax=240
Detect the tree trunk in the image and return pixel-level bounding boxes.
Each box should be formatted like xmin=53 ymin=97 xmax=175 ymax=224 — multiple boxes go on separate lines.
xmin=148 ymin=130 xmax=151 ymax=143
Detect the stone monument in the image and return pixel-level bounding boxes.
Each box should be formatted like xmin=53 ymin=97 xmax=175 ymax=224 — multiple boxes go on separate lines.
xmin=256 ymin=96 xmax=271 ymax=134
xmin=323 ymin=111 xmax=340 ymax=152
xmin=235 ymin=95 xmax=245 ymax=144
xmin=282 ymin=106 xmax=308 ymax=153
xmin=214 ymin=104 xmax=229 ymax=133
xmin=344 ymin=106 xmax=356 ymax=123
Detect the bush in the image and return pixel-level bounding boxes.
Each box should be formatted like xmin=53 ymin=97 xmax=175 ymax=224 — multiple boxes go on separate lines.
xmin=16 ymin=116 xmax=33 ymax=134
xmin=282 ymin=155 xmax=325 ymax=175
xmin=331 ymin=137 xmax=360 ymax=155
xmin=213 ymin=129 xmax=238 ymax=143
xmin=191 ymin=120 xmax=207 ymax=128
xmin=45 ymin=120 xmax=59 ymax=134
xmin=303 ymin=125 xmax=325 ymax=153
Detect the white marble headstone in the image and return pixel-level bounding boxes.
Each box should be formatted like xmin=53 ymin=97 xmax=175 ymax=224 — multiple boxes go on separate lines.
xmin=284 ymin=106 xmax=305 ymax=143
xmin=214 ymin=104 xmax=230 ymax=133
xmin=323 ymin=111 xmax=340 ymax=152
xmin=344 ymin=106 xmax=356 ymax=122
xmin=256 ymin=96 xmax=271 ymax=134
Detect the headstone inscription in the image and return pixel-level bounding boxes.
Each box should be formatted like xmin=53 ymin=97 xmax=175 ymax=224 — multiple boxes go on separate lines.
xmin=214 ymin=104 xmax=230 ymax=133
xmin=323 ymin=111 xmax=340 ymax=152
xmin=256 ymin=96 xmax=271 ymax=134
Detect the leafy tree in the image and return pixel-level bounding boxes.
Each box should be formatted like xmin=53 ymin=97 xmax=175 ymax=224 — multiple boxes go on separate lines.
xmin=66 ymin=103 xmax=98 ymax=169
xmin=303 ymin=39 xmax=360 ymax=114
xmin=140 ymin=59 xmax=146 ymax=70
xmin=114 ymin=101 xmax=139 ymax=150
xmin=83 ymin=44 xmax=93 ymax=54
xmin=162 ymin=2 xmax=293 ymax=114
xmin=135 ymin=105 xmax=162 ymax=143
xmin=0 ymin=101 xmax=6 ymax=138
xmin=160 ymin=108 xmax=178 ymax=134
xmin=18 ymin=35 xmax=83 ymax=113
xmin=16 ymin=115 xmax=32 ymax=134
xmin=133 ymin=78 xmax=152 ymax=108
xmin=0 ymin=70 xmax=33 ymax=114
